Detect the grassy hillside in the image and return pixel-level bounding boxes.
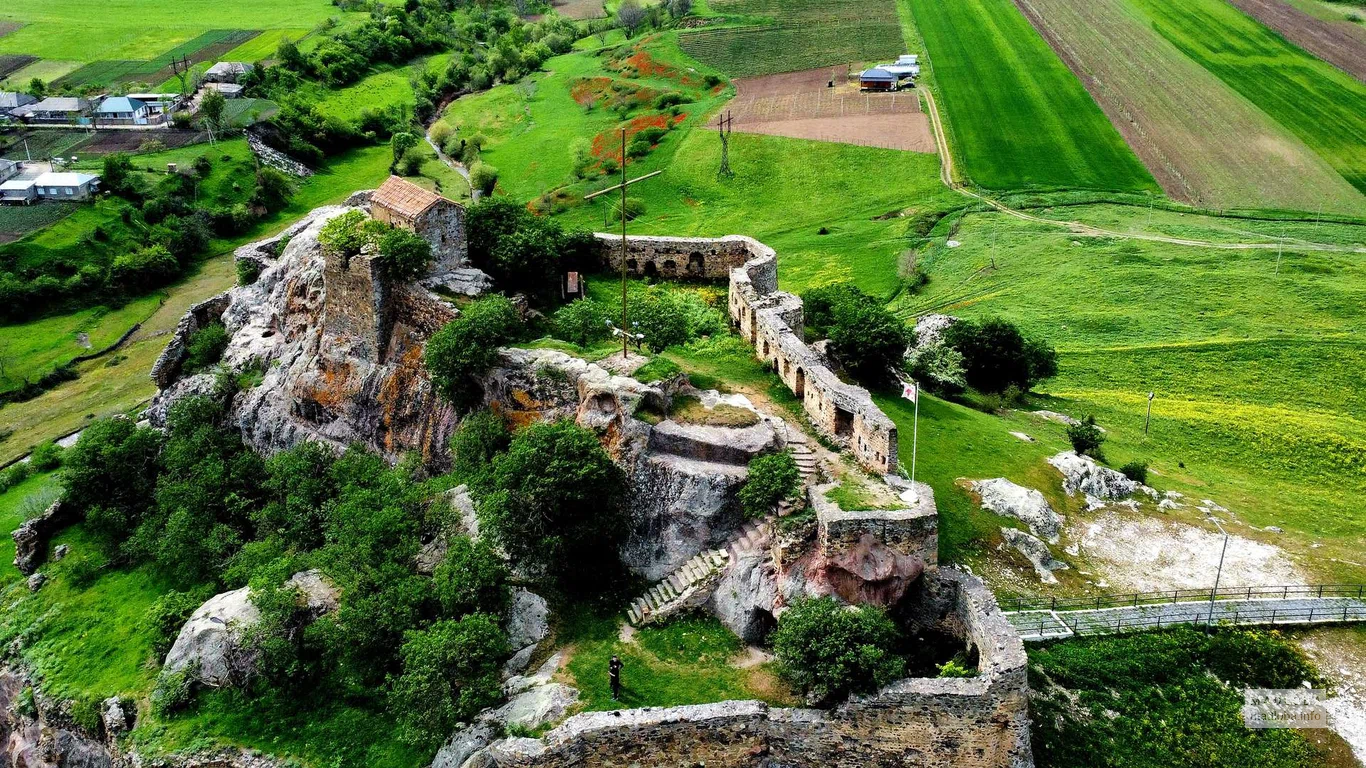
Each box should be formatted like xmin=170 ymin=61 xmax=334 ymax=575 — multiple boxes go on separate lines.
xmin=1129 ymin=0 xmax=1366 ymax=195
xmin=904 ymin=0 xmax=1157 ymax=193
xmin=894 ymin=206 xmax=1366 ymax=582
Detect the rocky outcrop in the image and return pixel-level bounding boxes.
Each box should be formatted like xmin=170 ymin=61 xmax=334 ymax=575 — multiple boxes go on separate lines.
xmin=12 ymin=499 xmax=77 ymax=576
xmin=152 ymin=204 xmax=464 ymax=464
xmin=968 ymin=478 xmax=1063 ymax=543
xmin=163 ymin=570 xmax=339 ymax=688
xmin=1000 ymin=528 xmax=1068 ymax=584
xmin=150 ymin=294 xmax=232 ymax=389
xmin=1047 ymin=451 xmax=1137 ymax=503
xmin=422 ymin=267 xmax=493 ymax=297
xmin=709 ymin=548 xmax=778 ymax=643
xmin=433 ymin=654 xmax=580 ymax=768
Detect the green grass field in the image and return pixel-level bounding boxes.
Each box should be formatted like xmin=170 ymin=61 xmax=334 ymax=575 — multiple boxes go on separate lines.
xmin=0 ymin=471 xmax=60 ymax=588
xmin=892 ymin=206 xmax=1366 ymax=582
xmin=316 ymin=55 xmax=451 ymax=122
xmin=904 ymin=0 xmax=1157 ymax=193
xmin=0 ymin=294 xmax=164 ymax=392
xmin=679 ymin=0 xmax=905 ymax=78
xmin=0 ymin=1 xmax=346 ymax=62
xmin=1128 ymin=0 xmax=1366 ymax=195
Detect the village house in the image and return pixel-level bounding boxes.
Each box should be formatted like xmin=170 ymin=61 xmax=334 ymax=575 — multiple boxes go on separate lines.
xmin=96 ymin=96 xmax=158 ymax=126
xmin=203 ymin=61 xmax=254 ymax=84
xmin=858 ymin=67 xmax=897 ymax=92
xmin=0 ymin=178 xmax=38 ymax=204
xmin=13 ymin=96 xmax=92 ymax=125
xmin=0 ymin=159 xmax=18 ymax=184
xmin=126 ymin=93 xmax=184 ymax=120
xmin=0 ymin=91 xmax=37 ymax=117
xmin=31 ymin=172 xmax=100 ymax=200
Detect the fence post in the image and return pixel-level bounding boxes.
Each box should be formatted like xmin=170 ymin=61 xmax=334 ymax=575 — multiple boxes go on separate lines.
xmin=1284 ymin=585 xmax=1289 ymax=599
xmin=1272 ymin=608 xmax=1277 ymax=625
xmin=1318 ymin=584 xmax=1324 ymax=598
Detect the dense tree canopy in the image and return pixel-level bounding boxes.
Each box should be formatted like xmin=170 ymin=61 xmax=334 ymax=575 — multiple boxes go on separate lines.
xmin=425 ymin=295 xmax=523 ymax=409
xmin=772 ymin=597 xmax=906 ymax=702
xmin=801 ymin=283 xmax=912 ymax=385
xmin=477 ymin=420 xmax=627 ymax=592
xmin=944 ymin=317 xmax=1057 ymax=394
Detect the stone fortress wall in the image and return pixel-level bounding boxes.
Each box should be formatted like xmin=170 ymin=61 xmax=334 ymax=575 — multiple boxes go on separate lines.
xmin=594 ymin=233 xmax=762 ymax=280
xmin=463 ymin=568 xmax=1032 ymax=768
xmin=728 ymin=247 xmax=899 ymax=475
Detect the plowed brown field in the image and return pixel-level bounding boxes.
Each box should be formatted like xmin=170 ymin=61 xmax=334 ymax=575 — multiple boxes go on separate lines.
xmin=1013 ymin=0 xmax=1366 ymax=214
xmin=725 ymin=67 xmax=935 ymax=152
xmin=1227 ymin=0 xmax=1365 ymax=82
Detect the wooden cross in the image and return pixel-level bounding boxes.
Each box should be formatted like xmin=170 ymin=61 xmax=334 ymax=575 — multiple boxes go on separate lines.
xmin=583 ymin=130 xmax=662 ymax=360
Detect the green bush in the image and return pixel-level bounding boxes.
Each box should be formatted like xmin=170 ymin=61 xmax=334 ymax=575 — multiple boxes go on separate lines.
xmin=738 ymin=452 xmax=801 ymax=518
xmin=151 ymin=663 xmax=198 ymax=717
xmin=800 ymin=282 xmax=911 ymax=385
xmin=552 ymin=298 xmax=611 ymax=347
xmin=376 ymin=227 xmax=433 ymax=282
xmin=28 ymin=440 xmax=64 ymax=472
xmin=184 ymin=322 xmax=230 ymax=373
xmin=451 ymin=408 xmax=511 ymax=484
xmin=1066 ymin=416 xmax=1105 ymax=459
xmin=944 ymin=317 xmax=1057 ymax=394
xmin=432 ymin=536 xmax=509 ymax=618
xmin=470 ymin=162 xmax=499 ymax=196
xmin=236 ymin=259 xmax=262 ymax=286
xmin=1119 ymin=460 xmax=1148 ymax=484
xmin=478 ymin=420 xmax=627 ymax=592
xmin=425 ymin=296 xmax=522 ymax=409
xmin=772 ymin=597 xmax=906 ymax=703
xmin=62 ymin=417 xmax=165 ymax=556
xmin=147 ymin=588 xmax=213 ymax=657
xmin=391 ymin=614 xmax=509 ymax=745
xmin=318 ymin=210 xmax=370 ymax=258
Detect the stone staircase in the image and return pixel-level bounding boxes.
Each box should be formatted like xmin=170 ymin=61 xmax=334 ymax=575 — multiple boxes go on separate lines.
xmin=627 ymin=548 xmax=730 ymax=626
xmin=778 ymin=432 xmax=820 ymax=516
xmin=626 ymin=518 xmax=778 ymax=626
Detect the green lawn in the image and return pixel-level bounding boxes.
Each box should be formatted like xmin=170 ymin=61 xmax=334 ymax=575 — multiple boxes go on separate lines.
xmin=1128 ymin=0 xmax=1366 ymax=195
xmin=316 ymin=55 xmax=452 ymax=122
xmin=562 ymin=608 xmax=793 ymax=712
xmin=0 ymin=294 xmax=164 ymax=393
xmin=904 ymin=0 xmax=1157 ymax=192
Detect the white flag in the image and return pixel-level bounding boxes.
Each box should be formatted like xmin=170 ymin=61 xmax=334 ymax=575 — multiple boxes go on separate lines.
xmin=902 ymin=381 xmax=917 ymax=402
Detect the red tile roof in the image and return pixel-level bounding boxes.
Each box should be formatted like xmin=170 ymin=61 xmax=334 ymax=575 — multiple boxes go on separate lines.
xmin=371 ymin=176 xmax=453 ymax=220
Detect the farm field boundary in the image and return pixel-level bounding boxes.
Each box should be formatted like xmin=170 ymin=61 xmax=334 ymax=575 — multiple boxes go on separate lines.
xmin=679 ymin=0 xmax=905 ymax=78
xmin=904 ymin=0 xmax=1156 ymax=193
xmin=1227 ymin=0 xmax=1366 ymax=81
xmin=1128 ymin=0 xmax=1366 ymax=196
xmin=1006 ymin=0 xmax=1366 ymax=215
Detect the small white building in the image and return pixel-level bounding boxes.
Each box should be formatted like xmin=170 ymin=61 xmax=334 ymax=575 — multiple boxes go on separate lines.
xmin=0 ymin=91 xmax=37 ymax=116
xmin=203 ymin=62 xmax=254 ymax=84
xmin=32 ymin=172 xmax=100 ymax=200
xmin=0 ymin=178 xmax=38 ymax=205
xmin=0 ymin=159 xmax=17 ymax=183
xmin=96 ymin=96 xmax=155 ymax=125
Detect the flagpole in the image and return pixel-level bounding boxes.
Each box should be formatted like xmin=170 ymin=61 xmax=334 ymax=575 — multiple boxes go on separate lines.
xmin=910 ymin=384 xmax=919 ymax=503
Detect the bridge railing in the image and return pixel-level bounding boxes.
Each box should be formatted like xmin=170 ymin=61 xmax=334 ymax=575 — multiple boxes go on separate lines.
xmin=1012 ymin=600 xmax=1366 ymax=640
xmin=1001 ymin=584 xmax=1366 ymax=613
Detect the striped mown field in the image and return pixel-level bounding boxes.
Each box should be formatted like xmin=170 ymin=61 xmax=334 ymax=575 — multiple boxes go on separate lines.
xmin=904 ymin=0 xmax=1157 ymax=193
xmin=680 ymin=0 xmax=905 ymax=78
xmin=1013 ymin=0 xmax=1366 ymax=214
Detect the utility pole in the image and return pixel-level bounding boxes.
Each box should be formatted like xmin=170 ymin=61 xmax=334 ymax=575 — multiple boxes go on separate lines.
xmin=582 ymin=131 xmax=662 ymax=360
xmin=716 ymin=110 xmax=734 ymax=179
xmin=1206 ymin=516 xmax=1229 ymax=629
xmin=1275 ymin=230 xmax=1283 ymax=275
xmin=1143 ymin=391 xmax=1154 ymax=434
xmin=171 ymin=55 xmax=193 ymax=100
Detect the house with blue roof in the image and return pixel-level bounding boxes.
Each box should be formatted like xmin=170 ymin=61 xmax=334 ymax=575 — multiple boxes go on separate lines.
xmin=96 ymin=96 xmax=156 ymax=126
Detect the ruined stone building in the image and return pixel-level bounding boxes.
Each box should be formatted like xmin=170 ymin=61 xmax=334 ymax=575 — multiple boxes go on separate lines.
xmin=370 ymin=176 xmax=468 ymax=273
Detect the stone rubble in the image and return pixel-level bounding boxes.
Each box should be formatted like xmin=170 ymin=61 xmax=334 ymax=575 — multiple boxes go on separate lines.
xmin=1000 ymin=528 xmax=1069 ymax=584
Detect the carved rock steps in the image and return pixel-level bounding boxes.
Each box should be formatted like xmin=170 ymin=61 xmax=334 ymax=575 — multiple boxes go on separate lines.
xmin=628 ymin=549 xmax=730 ymax=626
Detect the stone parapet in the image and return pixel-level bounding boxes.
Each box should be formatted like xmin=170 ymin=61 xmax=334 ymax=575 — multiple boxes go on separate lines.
xmin=594 ymin=233 xmax=772 ymax=281
xmin=812 ymin=480 xmax=939 ymax=571
xmin=729 ymin=250 xmax=898 ymax=474
xmin=465 ymin=568 xmax=1032 ymax=768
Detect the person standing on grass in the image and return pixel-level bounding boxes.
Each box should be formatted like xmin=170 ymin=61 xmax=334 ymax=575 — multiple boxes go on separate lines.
xmin=609 ymin=655 xmax=623 ymax=700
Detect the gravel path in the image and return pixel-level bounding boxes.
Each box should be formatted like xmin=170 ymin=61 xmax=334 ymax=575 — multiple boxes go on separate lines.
xmin=1006 ymin=597 xmax=1366 ymax=641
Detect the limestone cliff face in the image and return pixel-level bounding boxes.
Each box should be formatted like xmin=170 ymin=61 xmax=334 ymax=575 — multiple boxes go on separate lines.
xmin=152 ymin=200 xmax=461 ymax=465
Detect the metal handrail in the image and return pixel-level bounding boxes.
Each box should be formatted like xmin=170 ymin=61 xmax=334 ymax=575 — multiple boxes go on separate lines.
xmin=1001 ymin=584 xmax=1366 ymax=613
xmin=1048 ymin=603 xmax=1366 ymax=638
